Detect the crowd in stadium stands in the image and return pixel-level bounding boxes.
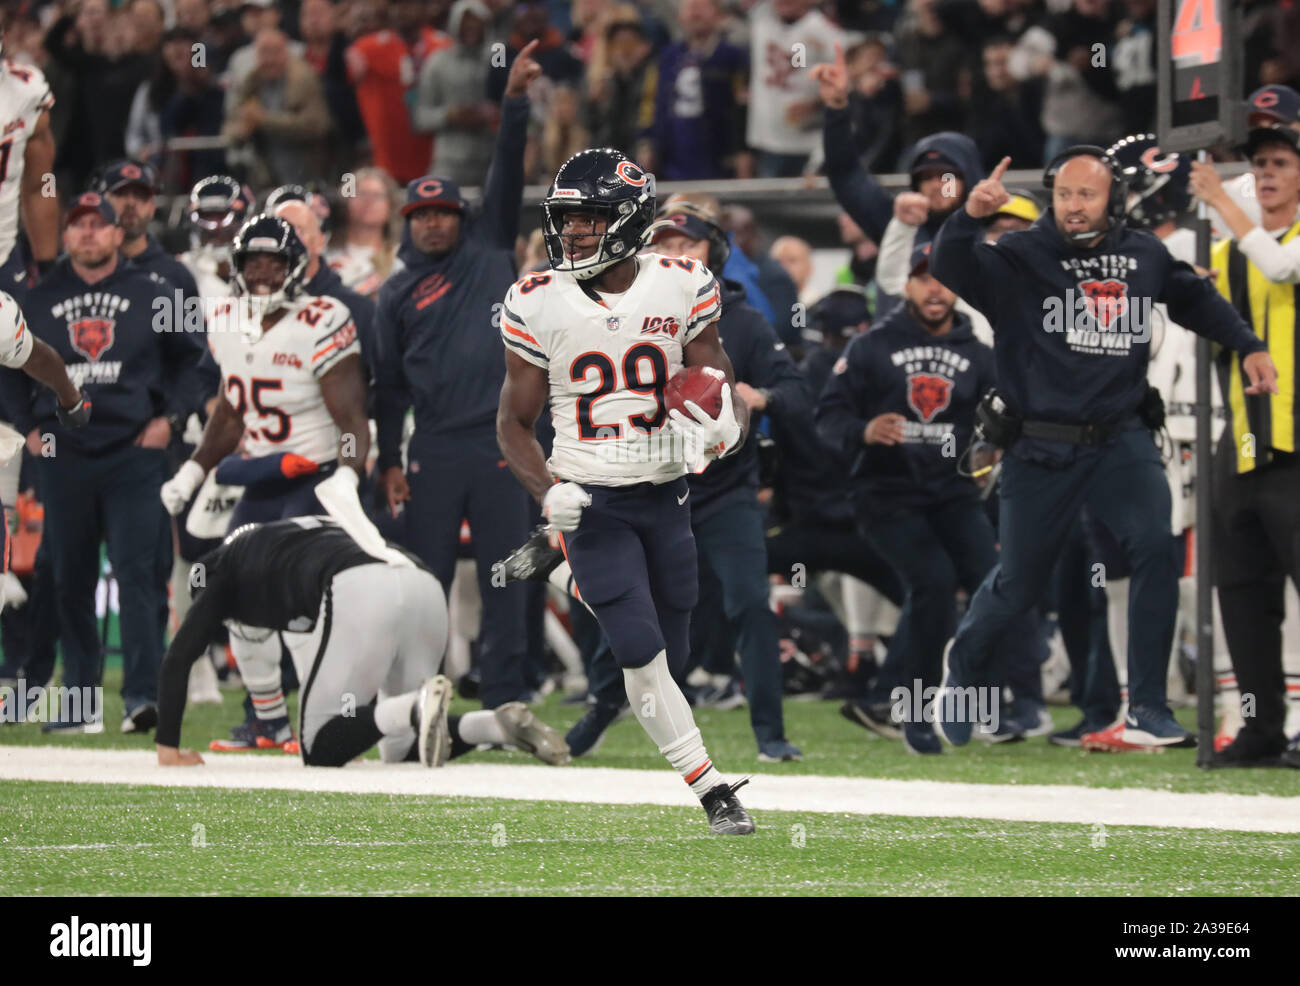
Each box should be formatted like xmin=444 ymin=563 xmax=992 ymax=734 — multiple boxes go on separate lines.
xmin=0 ymin=0 xmax=1293 ymax=195
xmin=1 ymin=0 xmax=1298 ymax=766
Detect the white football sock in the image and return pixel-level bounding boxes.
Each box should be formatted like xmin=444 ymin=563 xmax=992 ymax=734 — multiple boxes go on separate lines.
xmin=457 ymin=709 xmax=508 ymax=746
xmin=624 ymin=650 xmax=721 ymax=799
xmin=547 ymin=560 xmax=593 ymax=615
xmin=375 ymin=693 xmax=417 ymax=737
xmin=229 ymin=627 xmax=288 ymax=720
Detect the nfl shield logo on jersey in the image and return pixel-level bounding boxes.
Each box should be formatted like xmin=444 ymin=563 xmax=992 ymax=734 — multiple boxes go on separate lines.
xmin=605 ymin=316 xmax=622 ymax=333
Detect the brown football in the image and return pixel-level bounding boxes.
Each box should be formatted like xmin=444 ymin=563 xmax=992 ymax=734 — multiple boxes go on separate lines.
xmin=664 ymin=365 xmax=725 ymax=420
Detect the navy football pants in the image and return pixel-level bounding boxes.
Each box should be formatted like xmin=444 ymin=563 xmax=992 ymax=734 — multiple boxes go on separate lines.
xmin=558 ymin=478 xmax=698 ymax=676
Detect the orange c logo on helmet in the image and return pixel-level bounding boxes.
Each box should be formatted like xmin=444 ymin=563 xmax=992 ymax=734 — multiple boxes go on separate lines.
xmin=416 ymin=179 xmax=444 ymax=199
xmin=1255 ymin=91 xmax=1280 ymax=108
xmin=615 ymin=162 xmax=647 ymax=187
xmin=1140 ymin=146 xmax=1180 ymax=173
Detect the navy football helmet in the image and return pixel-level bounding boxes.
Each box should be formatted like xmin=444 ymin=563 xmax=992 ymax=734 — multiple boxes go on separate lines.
xmin=189 ymin=175 xmax=255 ymax=250
xmin=1106 ymin=134 xmax=1192 ymax=229
xmin=542 ymin=148 xmax=656 ymax=280
xmin=231 ymin=214 xmax=309 ymax=316
xmin=265 ymin=183 xmax=333 ymax=233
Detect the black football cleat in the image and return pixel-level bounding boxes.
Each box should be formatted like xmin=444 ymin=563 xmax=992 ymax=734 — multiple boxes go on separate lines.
xmin=497 ymin=524 xmax=564 ymax=584
xmin=701 ymin=777 xmax=755 ymax=835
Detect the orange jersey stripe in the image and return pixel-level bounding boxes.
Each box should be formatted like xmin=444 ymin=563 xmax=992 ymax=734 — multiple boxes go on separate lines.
xmin=504 ymin=323 xmax=541 ymax=347
xmin=690 ymin=291 xmax=719 ymax=317
xmin=312 ymin=340 xmax=341 ymax=362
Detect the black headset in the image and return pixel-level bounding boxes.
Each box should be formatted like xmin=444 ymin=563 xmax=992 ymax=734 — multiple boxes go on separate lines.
xmin=1042 ymin=144 xmax=1128 ymax=231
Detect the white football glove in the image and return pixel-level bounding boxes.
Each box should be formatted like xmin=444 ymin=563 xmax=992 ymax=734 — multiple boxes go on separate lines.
xmin=543 ymin=482 xmax=591 ymax=532
xmin=667 ymin=380 xmax=742 ymax=474
xmin=1 ymin=571 xmax=27 ymax=610
xmin=160 ymin=460 xmax=207 ymax=516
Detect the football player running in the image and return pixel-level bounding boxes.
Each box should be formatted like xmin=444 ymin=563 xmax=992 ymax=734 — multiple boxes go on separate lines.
xmin=496 ymin=149 xmax=755 ymax=834
xmin=159 ymin=213 xmax=370 ymax=753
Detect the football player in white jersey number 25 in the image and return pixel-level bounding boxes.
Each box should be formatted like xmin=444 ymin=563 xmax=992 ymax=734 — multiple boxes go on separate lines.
xmin=160 ymin=213 xmax=369 ymax=520
xmin=496 ymin=148 xmax=756 ymax=835
xmin=158 ymin=214 xmax=372 ymax=751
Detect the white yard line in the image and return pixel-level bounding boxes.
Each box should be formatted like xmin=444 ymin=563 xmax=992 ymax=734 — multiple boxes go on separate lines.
xmin=3 ymin=745 xmax=1298 ymax=833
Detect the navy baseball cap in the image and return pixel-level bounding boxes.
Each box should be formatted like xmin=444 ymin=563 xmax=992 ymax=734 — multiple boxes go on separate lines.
xmin=99 ymin=159 xmax=158 ymax=195
xmin=648 ymin=208 xmax=716 ymax=245
xmin=908 ymin=242 xmax=933 ymax=277
xmin=1246 ymin=85 xmax=1300 ymax=127
xmin=809 ymin=286 xmax=870 ymax=339
xmin=1241 ymin=123 xmax=1300 ymax=158
xmin=911 ymin=149 xmax=958 ymax=177
xmin=401 ymin=177 xmax=466 ymax=217
xmin=65 ymin=191 xmax=118 ymax=226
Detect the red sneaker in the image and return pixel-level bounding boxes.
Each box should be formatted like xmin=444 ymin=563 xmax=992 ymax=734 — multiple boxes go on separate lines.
xmin=1082 ymin=721 xmax=1159 ymax=753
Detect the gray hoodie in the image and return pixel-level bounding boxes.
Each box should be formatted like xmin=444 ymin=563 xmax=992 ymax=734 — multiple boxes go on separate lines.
xmin=412 ymin=0 xmax=494 ymax=185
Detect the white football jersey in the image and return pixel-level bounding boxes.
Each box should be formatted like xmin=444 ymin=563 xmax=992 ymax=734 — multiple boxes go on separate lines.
xmin=501 ymin=253 xmax=722 ymax=486
xmin=179 ymin=247 xmax=235 ymax=300
xmin=325 ymin=244 xmax=385 ymax=297
xmin=206 ymin=293 xmax=360 ymax=464
xmin=0 ymin=288 xmax=33 ymax=369
xmin=0 ymin=61 xmax=52 ymax=268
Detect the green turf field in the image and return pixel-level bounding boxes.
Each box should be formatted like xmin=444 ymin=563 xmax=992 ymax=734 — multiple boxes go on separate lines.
xmin=2 ymin=780 xmax=1297 ymax=896
xmin=3 ymin=668 xmax=1298 ymax=796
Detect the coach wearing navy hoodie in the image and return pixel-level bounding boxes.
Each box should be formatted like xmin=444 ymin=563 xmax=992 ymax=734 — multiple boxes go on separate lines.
xmin=0 ymin=191 xmax=207 ymax=733
xmin=929 ymin=152 xmax=1278 ymax=750
xmin=373 ymin=42 xmax=540 ymax=710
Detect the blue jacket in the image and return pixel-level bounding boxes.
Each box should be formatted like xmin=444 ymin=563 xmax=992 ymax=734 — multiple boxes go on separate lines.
xmin=688 ymin=278 xmax=809 ymax=523
xmin=721 ymin=241 xmax=775 ymax=324
xmin=929 ymin=208 xmax=1268 ymax=465
xmin=816 ymin=303 xmax=994 ymax=508
xmin=0 ymin=254 xmax=207 ymax=454
xmin=127 ymin=234 xmax=200 ymax=303
xmin=373 ymin=96 xmax=529 ymax=469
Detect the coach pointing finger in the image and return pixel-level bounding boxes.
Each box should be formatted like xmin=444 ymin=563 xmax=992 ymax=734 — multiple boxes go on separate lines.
xmin=965 ymin=157 xmax=1013 ymax=219
xmin=927 ymin=146 xmax=1276 ymax=750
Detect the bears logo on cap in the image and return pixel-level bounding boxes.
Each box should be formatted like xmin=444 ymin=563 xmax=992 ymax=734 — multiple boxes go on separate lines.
xmin=415 ymin=179 xmax=443 ymax=199
xmin=120 ymin=164 xmax=143 ymax=181
xmin=1255 ymin=91 xmax=1280 ymax=109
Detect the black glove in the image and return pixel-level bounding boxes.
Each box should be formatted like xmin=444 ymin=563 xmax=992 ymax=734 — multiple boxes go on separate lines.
xmin=55 ymin=393 xmax=91 ymax=428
